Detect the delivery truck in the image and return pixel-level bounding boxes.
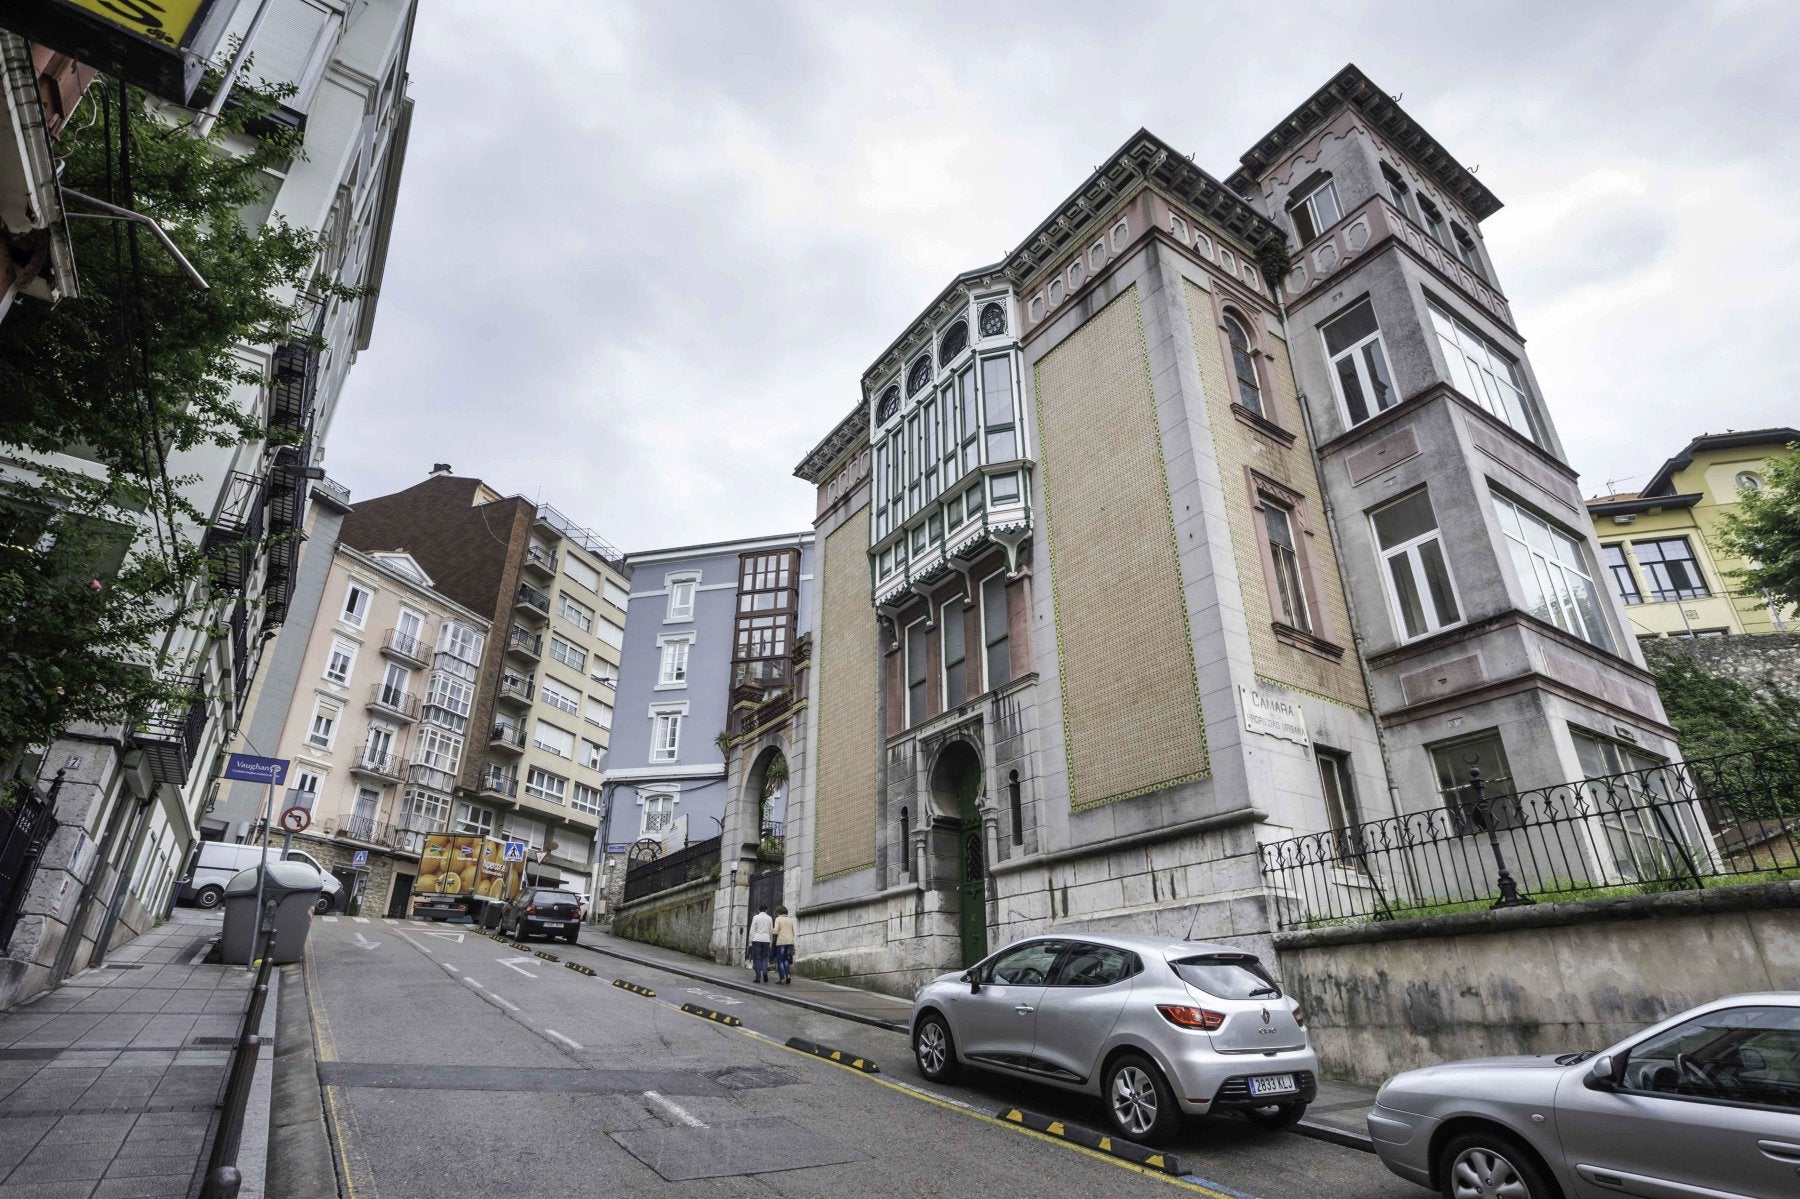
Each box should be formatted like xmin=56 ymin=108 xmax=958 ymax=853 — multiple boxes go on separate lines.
xmin=410 ymin=833 xmax=524 ymax=924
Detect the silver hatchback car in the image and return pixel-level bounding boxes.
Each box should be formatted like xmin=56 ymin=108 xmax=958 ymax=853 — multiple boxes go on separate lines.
xmin=1369 ymin=993 xmax=1800 ymax=1199
xmin=909 ymin=932 xmax=1316 ymax=1143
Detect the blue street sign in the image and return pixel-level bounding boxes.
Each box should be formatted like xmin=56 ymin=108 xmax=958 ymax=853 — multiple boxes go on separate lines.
xmin=223 ymin=754 xmax=288 ymax=785
xmin=502 ymin=841 xmax=527 ymax=862
xmin=351 ymin=850 xmax=369 ymax=869
xmin=605 ymin=844 xmax=629 ymax=854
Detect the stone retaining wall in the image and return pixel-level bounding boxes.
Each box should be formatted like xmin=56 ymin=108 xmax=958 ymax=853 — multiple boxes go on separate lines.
xmin=613 ymin=877 xmax=716 ymax=959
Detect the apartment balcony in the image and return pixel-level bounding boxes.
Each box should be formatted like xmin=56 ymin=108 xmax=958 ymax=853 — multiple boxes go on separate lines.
xmin=488 ymin=719 xmax=527 ymax=755
xmin=130 ymin=677 xmax=208 ymax=787
xmin=202 ymin=471 xmax=264 ymax=594
xmin=506 ymin=625 xmax=542 ymax=662
xmin=348 ymin=747 xmax=408 ymax=784
xmin=366 ymin=683 xmax=420 ymax=723
xmin=381 ymin=627 xmax=431 ymax=669
xmin=407 ymin=762 xmax=455 ymax=794
xmin=267 ymin=341 xmax=319 ymax=435
xmin=495 ymin=674 xmax=535 ymax=708
xmin=514 ymin=582 xmax=551 ymax=624
xmin=521 ymin=543 xmax=557 ymax=579
xmin=333 ymin=816 xmax=396 ymax=849
xmin=478 ymin=765 xmax=519 ymax=800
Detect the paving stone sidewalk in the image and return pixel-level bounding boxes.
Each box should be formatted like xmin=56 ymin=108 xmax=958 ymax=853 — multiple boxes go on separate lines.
xmin=0 ymin=908 xmax=249 ymax=1198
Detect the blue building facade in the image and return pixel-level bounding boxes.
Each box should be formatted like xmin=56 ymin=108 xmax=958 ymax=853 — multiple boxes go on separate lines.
xmin=603 ymin=533 xmax=813 ymax=853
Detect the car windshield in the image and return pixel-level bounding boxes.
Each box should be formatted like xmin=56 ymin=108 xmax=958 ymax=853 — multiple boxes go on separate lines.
xmin=1170 ymin=953 xmax=1282 ymax=1000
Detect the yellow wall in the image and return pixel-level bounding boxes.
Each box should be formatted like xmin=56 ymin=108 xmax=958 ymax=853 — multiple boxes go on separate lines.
xmin=813 ymin=507 xmax=881 ymax=879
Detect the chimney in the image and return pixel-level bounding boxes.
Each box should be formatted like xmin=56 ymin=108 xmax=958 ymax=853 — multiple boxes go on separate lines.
xmin=429 ymin=463 xmax=453 ymax=477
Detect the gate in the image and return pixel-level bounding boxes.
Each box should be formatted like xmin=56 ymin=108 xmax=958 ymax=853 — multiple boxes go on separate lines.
xmin=958 ymin=828 xmax=987 ymax=967
xmin=746 ymin=865 xmax=784 ymax=944
xmin=0 ymin=772 xmax=62 ymax=953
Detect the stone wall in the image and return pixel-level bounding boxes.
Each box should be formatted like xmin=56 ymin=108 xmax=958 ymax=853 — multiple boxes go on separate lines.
xmin=613 ymin=877 xmax=716 ymax=959
xmin=1646 ymin=631 xmax=1800 ymax=702
xmin=1274 ymin=882 xmax=1800 ymax=1086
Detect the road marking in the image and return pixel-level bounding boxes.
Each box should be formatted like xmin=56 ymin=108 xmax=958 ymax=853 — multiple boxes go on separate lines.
xmin=462 ymin=976 xmax=483 ymax=989
xmin=544 ymin=1029 xmax=582 ymax=1050
xmin=681 ymin=986 xmax=742 ymax=1006
xmin=421 ymin=930 xmax=466 ymax=943
xmin=352 ymin=933 xmax=381 ymax=952
xmin=491 ymin=995 xmax=520 ymax=1011
xmin=496 ymin=957 xmax=538 ymax=978
xmin=353 ymin=917 xmax=370 ymax=924
xmin=643 ymin=1090 xmax=705 ymax=1127
xmin=320 ymin=916 xmax=338 ymax=923
xmin=440 ymin=962 xmax=458 ymax=974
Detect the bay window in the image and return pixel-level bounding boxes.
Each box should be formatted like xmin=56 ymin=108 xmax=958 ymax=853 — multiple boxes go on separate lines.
xmin=1492 ymin=491 xmax=1612 ymax=649
xmin=1602 ymin=544 xmax=1642 ymax=605
xmin=1428 ymin=299 xmax=1538 ymax=441
xmin=1322 ymin=299 xmax=1396 ymax=426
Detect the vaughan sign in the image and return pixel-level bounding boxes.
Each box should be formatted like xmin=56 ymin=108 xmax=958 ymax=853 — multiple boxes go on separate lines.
xmin=222 ymin=753 xmax=288 ymax=786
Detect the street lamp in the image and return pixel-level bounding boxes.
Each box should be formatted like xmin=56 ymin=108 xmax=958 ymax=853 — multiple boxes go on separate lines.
xmin=1468 ymin=764 xmax=1533 ymax=909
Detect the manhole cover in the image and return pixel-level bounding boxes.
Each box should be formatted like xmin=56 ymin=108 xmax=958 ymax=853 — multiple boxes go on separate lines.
xmin=708 ymin=1065 xmax=794 ymax=1091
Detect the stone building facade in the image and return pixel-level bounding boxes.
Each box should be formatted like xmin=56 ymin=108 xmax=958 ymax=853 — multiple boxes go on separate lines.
xmin=783 ymin=64 xmax=1678 ymax=997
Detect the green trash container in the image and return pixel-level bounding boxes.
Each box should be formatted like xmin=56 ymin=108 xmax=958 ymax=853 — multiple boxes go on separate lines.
xmin=221 ymin=861 xmax=324 ymax=965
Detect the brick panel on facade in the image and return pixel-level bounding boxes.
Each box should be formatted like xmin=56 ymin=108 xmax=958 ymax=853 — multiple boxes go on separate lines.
xmin=1033 ymin=285 xmax=1210 ymax=810
xmin=814 ymin=509 xmax=881 ymax=879
xmin=1183 ymin=279 xmax=1369 ymax=711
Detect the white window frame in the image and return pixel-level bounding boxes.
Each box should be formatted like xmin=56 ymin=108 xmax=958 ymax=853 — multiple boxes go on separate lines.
xmin=523 ymin=768 xmax=568 ymax=805
xmin=602 ymin=579 xmax=630 ymax=611
xmin=665 ymin=571 xmax=700 ymax=623
xmin=1261 ymin=499 xmax=1312 ymax=633
xmin=532 ymin=719 xmax=575 ymax=758
xmin=1288 ymin=178 xmax=1343 ymax=244
xmin=641 ymin=792 xmax=676 ymax=835
xmin=650 ymin=703 xmax=686 ymax=764
xmin=1427 ymin=298 xmax=1538 ymax=442
xmin=1371 ymin=488 xmax=1464 ymax=642
xmin=307 ymin=699 xmax=341 ymax=750
xmin=549 ymin=635 xmax=587 ymax=673
xmin=557 ymin=592 xmax=594 ymax=633
xmin=1323 ymin=299 xmax=1398 ymax=428
xmin=582 ymin=739 xmax=606 ymax=773
xmin=454 ymin=802 xmax=494 ymax=836
xmin=656 ymin=632 xmax=694 ymax=689
xmin=1492 ymin=490 xmax=1613 ymax=651
xmin=395 ymin=606 xmax=426 ymax=647
xmin=341 ymin=580 xmax=374 ymax=629
xmin=562 ymin=553 xmax=599 ymax=593
xmin=437 ymin=620 xmax=482 ymax=665
xmin=416 ymin=726 xmax=462 ymax=775
xmin=502 ymin=812 xmax=547 ymax=849
xmin=571 ymin=782 xmax=603 ymax=817
xmin=595 ymin=616 xmax=624 ymax=649
xmin=323 ymin=637 xmax=357 ymax=686
xmin=585 ymin=696 xmax=614 ymax=730
xmin=540 ymin=675 xmax=581 ymax=716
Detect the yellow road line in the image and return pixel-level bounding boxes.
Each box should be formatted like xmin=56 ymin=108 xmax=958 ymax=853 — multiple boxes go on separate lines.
xmin=304 ymin=938 xmax=380 ymax=1199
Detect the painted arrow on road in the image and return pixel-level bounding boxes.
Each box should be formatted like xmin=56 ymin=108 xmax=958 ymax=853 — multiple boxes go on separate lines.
xmin=420 ymin=931 xmax=466 ymax=943
xmin=496 ymin=956 xmax=538 ymax=978
xmin=353 ymin=933 xmax=382 ymax=951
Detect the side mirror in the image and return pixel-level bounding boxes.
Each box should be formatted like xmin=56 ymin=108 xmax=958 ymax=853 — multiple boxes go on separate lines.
xmin=961 ymin=970 xmax=981 ymax=995
xmin=1584 ymin=1054 xmax=1619 ymax=1092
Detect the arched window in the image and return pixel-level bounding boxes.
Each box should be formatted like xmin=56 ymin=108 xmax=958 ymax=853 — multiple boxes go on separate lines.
xmin=900 ymin=806 xmax=913 ymax=878
xmin=1224 ymin=311 xmax=1264 ymax=418
xmin=938 ymin=320 xmax=968 ymax=363
xmin=979 ymin=302 xmax=1007 ymax=338
xmin=906 ymin=355 xmax=934 ymax=397
xmin=875 ymin=385 xmax=901 ymax=424
xmin=1008 ymin=771 xmax=1022 ymax=846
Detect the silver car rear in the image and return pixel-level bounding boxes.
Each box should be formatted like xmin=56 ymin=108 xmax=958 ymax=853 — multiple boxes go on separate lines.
xmin=909 ymin=931 xmax=1319 ymax=1144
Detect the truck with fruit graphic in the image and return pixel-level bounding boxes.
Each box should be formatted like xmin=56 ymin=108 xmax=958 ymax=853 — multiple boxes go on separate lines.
xmin=411 ymin=834 xmax=524 ymax=923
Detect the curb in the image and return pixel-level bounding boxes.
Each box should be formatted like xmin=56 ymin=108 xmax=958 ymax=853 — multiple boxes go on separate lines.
xmin=680 ymin=1002 xmax=742 ymax=1028
xmin=1291 ymin=1117 xmax=1374 ymax=1154
xmin=784 ymin=1037 xmax=879 ymax=1073
xmin=998 ymin=1107 xmax=1183 ymax=1175
xmin=575 ymin=940 xmax=909 ymax=1033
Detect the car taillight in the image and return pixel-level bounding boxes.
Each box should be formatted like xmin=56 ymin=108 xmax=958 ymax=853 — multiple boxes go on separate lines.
xmin=525 ymin=904 xmax=536 ymax=915
xmin=1292 ymin=1006 xmax=1306 ymax=1027
xmin=1156 ymin=1004 xmax=1225 ymax=1030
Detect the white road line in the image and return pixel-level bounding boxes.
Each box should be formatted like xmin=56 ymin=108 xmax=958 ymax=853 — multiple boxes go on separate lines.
xmin=642 ymin=1090 xmax=705 ymax=1127
xmin=440 ymin=962 xmax=458 ymax=974
xmin=496 ymin=957 xmax=537 ymax=978
xmin=491 ymin=995 xmax=520 ymax=1011
xmin=544 ymin=1029 xmax=583 ymax=1051
xmin=320 ymin=916 xmax=338 ymax=923
xmin=462 ymin=977 xmax=483 ymax=989
xmin=353 ymin=917 xmax=370 ymax=924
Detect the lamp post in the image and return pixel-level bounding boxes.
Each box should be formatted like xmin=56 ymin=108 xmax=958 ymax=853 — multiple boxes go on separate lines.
xmin=1469 ymin=765 xmax=1533 ymax=909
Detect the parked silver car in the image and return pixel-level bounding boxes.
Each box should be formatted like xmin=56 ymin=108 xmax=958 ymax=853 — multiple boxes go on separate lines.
xmin=1369 ymin=993 xmax=1800 ymax=1199
xmin=909 ymin=933 xmax=1316 ymax=1143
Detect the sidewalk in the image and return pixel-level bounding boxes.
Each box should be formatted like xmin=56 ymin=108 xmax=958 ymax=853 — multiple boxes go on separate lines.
xmin=579 ymin=928 xmax=1376 ymax=1149
xmin=0 ymin=908 xmax=274 ymax=1198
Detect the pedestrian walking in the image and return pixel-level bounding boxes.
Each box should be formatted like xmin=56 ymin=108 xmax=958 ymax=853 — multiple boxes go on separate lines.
xmin=748 ymin=904 xmax=774 ymax=983
xmin=772 ymin=905 xmax=796 ymax=984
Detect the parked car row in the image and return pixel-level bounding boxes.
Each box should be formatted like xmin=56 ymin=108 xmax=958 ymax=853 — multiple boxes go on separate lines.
xmin=910 ymin=931 xmax=1799 ymax=1199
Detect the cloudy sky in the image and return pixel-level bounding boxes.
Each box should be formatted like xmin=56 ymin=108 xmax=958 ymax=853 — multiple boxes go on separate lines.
xmin=325 ymin=0 xmax=1800 ymax=554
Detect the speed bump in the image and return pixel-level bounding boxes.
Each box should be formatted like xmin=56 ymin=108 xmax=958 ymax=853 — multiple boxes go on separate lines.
xmin=612 ymin=979 xmax=655 ymax=997
xmin=784 ymin=1037 xmax=879 ymax=1073
xmin=679 ymin=1002 xmax=742 ymax=1028
xmin=564 ymin=961 xmax=597 ymax=977
xmin=533 ymin=950 xmax=561 ymax=963
xmin=999 ymin=1108 xmax=1183 ymax=1176
xmin=509 ymin=942 xmax=531 ymax=952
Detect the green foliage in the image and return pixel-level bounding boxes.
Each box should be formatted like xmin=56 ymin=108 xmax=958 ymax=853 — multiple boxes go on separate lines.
xmin=1718 ymin=444 xmax=1800 ymax=613
xmin=1641 ymin=641 xmax=1800 ymax=763
xmin=0 ymin=76 xmax=331 ymax=758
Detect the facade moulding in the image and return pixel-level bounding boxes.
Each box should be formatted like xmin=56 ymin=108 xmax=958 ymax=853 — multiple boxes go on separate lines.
xmin=1378 ymin=667 xmax=1679 ymax=742
xmin=1364 ymin=608 xmax=1661 ymax=687
xmin=1313 ymin=383 xmax=1580 ymax=488
xmin=991 ymin=808 xmax=1265 ymax=877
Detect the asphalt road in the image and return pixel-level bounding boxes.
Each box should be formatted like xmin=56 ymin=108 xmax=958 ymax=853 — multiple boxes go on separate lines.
xmin=303 ymin=916 xmax=1419 ymax=1199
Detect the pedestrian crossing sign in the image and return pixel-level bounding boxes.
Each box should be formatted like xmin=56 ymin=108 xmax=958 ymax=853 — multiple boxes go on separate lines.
xmin=503 ymin=841 xmax=526 ymax=862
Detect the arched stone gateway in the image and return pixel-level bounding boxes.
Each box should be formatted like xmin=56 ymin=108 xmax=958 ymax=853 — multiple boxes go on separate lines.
xmin=928 ymin=739 xmax=986 ymax=966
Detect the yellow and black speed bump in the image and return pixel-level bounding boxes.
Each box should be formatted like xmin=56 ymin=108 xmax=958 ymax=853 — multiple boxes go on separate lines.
xmin=613 ymin=979 xmax=655 ymax=997
xmin=784 ymin=1037 xmax=879 ymax=1073
xmin=509 ymin=942 xmax=531 ymax=951
xmin=564 ymin=961 xmax=597 ymax=977
xmin=679 ymin=1002 xmax=742 ymax=1027
xmin=533 ymin=950 xmax=561 ymax=963
xmin=999 ymin=1108 xmax=1183 ymax=1176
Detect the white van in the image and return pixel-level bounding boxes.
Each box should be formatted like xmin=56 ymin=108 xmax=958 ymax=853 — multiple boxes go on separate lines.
xmin=177 ymin=841 xmax=343 ymax=914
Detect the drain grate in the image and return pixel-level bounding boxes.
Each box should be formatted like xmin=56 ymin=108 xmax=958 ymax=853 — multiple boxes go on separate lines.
xmin=189 ymin=1036 xmax=238 ymax=1045
xmin=708 ymin=1065 xmax=796 ymax=1091
xmin=104 ymin=963 xmax=146 ymax=970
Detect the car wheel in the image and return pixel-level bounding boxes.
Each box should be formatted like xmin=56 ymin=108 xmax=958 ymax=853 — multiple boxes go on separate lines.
xmin=312 ymin=894 xmax=333 ymax=916
xmin=1243 ymin=1101 xmax=1306 ymax=1130
xmin=913 ymin=1013 xmax=959 ymax=1082
xmin=564 ymin=929 xmax=579 ymax=944
xmin=1438 ymin=1130 xmax=1557 ymax=1199
xmin=1103 ymin=1053 xmax=1181 ymax=1145
xmin=194 ymin=885 xmax=224 ymax=910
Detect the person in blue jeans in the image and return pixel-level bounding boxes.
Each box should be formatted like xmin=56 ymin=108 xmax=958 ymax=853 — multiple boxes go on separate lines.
xmin=748 ymin=905 xmax=774 ymax=983
xmin=772 ymin=905 xmax=796 ymax=984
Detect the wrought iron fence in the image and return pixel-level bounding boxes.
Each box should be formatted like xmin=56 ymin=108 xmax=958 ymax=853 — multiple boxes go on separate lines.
xmin=622 ymin=835 xmax=721 ymax=903
xmin=0 ymin=772 xmax=62 ymax=953
xmin=1260 ymin=743 xmax=1800 ymax=931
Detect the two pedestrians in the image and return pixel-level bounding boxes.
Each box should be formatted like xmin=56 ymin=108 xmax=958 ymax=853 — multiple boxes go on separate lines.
xmin=772 ymin=905 xmax=796 ymax=984
xmin=748 ymin=905 xmax=774 ymax=983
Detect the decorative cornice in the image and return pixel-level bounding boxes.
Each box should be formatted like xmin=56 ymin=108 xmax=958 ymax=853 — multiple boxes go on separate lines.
xmin=1227 ymin=63 xmax=1502 ymax=222
xmin=794 ymin=405 xmax=870 ymax=482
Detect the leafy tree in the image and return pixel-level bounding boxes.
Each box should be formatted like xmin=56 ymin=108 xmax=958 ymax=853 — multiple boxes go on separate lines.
xmin=0 ymin=75 xmax=333 ymax=771
xmin=1717 ymin=444 xmax=1800 ymax=614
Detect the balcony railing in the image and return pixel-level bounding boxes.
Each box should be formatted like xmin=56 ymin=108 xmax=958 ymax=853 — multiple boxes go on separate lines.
xmin=268 ymin=341 xmax=319 ymax=434
xmin=523 ymin=544 xmax=557 ymax=575
xmin=132 ymin=678 xmax=209 ymax=787
xmin=514 ymin=583 xmax=550 ymax=619
xmin=382 ymin=628 xmax=430 ymax=666
xmin=338 ymin=816 xmax=394 ymax=847
xmin=532 ymin=501 xmax=622 ymax=568
xmin=496 ymin=675 xmax=535 ymax=705
xmin=350 ymin=748 xmax=408 ymax=781
xmin=479 ymin=766 xmax=519 ymax=798
xmin=489 ymin=721 xmax=527 ymax=752
xmin=202 ymin=472 xmax=264 ymax=594
xmin=367 ymin=684 xmax=420 ymax=721
xmin=507 ymin=626 xmax=542 ymax=659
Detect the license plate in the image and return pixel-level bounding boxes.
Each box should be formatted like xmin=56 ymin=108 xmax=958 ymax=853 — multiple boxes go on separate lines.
xmin=539 ymin=921 xmax=565 ymax=928
xmin=1249 ymin=1074 xmax=1296 ymax=1097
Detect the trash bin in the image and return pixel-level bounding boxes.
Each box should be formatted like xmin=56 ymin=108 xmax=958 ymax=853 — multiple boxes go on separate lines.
xmin=221 ymin=861 xmax=324 ymax=965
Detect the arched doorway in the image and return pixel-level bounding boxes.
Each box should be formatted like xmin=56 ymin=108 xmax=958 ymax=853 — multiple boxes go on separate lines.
xmin=743 ymin=746 xmax=787 ymax=946
xmin=930 ymin=740 xmax=986 ymax=967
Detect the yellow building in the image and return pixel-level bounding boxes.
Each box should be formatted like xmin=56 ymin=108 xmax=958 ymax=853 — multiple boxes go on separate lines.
xmin=1586 ymin=428 xmax=1799 ymax=640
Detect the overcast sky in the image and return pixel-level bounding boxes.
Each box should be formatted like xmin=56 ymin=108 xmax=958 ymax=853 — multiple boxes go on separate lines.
xmin=324 ymin=0 xmax=1800 ymax=554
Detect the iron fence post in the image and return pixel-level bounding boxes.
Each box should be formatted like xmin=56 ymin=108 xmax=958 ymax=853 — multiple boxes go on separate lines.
xmin=1472 ymin=766 xmax=1534 ymax=909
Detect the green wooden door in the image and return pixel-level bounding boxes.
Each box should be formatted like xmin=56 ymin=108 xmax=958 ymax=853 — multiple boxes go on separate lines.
xmin=955 ymin=768 xmax=987 ymax=967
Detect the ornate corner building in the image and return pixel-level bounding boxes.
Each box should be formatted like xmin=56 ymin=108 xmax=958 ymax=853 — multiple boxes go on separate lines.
xmin=783 ymin=64 xmax=1678 ymax=994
